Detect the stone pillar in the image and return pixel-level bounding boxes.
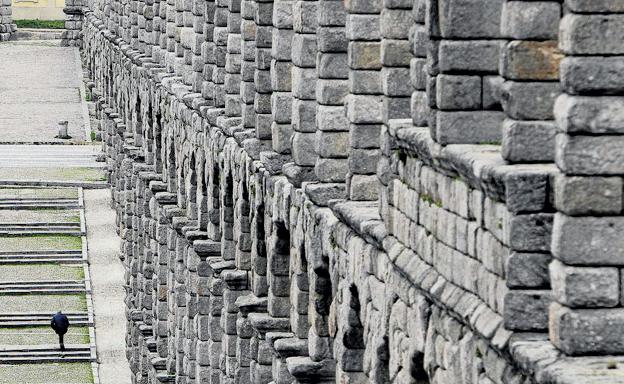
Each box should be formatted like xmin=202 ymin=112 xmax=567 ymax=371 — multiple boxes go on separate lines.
xmin=426 ymin=0 xmax=504 ymax=144
xmin=265 ymin=0 xmax=295 ymax=173
xmin=500 ymin=0 xmax=561 ymax=162
xmin=307 ymin=0 xmax=348 ymax=206
xmin=550 ymin=1 xmax=624 ymax=356
xmin=283 ymin=0 xmax=319 ymax=187
xmin=0 ymin=0 xmax=16 ymax=42
xmin=199 ymin=0 xmax=216 ymax=104
xmin=250 ymin=0 xmax=273 ymax=157
xmin=62 ymin=0 xmax=85 ymax=47
xmin=344 ymin=0 xmax=382 ymax=201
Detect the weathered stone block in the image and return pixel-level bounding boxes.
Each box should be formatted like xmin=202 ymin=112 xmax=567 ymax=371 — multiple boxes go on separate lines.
xmin=439 ymin=40 xmax=502 ymax=74
xmin=554 ymin=175 xmax=623 ymax=215
xmin=501 ymin=1 xmax=560 ymax=39
xmin=553 ymin=214 xmax=624 ymax=266
xmin=561 ymin=14 xmax=624 ymax=55
xmin=550 ymin=260 xmax=620 ymax=308
xmin=550 ymin=303 xmax=624 ymax=355
xmin=501 ymin=40 xmax=562 ymax=81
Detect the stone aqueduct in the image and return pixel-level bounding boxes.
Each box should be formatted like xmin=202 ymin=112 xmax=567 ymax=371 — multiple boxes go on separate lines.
xmin=3 ymin=0 xmax=624 ymax=383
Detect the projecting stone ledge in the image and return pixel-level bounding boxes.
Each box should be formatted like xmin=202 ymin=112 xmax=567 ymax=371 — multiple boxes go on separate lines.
xmin=510 ymin=333 xmax=624 ymax=384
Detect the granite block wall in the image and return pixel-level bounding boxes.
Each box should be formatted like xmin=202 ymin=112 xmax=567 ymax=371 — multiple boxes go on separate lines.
xmin=0 ymin=0 xmax=16 ymax=41
xmin=81 ymin=0 xmax=624 ymax=383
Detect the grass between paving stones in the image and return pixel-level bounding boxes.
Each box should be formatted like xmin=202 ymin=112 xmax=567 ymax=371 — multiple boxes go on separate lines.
xmin=0 ymin=168 xmax=106 ymax=183
xmin=0 ymin=209 xmax=81 ymax=224
xmin=14 ymin=20 xmax=65 ymax=29
xmin=1 ymin=294 xmax=87 ymax=313
xmin=0 ymin=264 xmax=84 ymax=281
xmin=0 ymin=326 xmax=89 ymax=345
xmin=0 ymin=187 xmax=78 ymax=200
xmin=0 ymin=235 xmax=82 ymax=252
xmin=0 ymin=362 xmax=93 ymax=384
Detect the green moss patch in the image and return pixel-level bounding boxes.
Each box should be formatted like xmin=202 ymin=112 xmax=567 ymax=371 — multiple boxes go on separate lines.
xmin=0 ymin=326 xmax=89 ymax=345
xmin=0 ymin=362 xmax=93 ymax=384
xmin=0 ymin=168 xmax=106 ymax=183
xmin=14 ymin=20 xmax=66 ymax=29
xmin=0 ymin=264 xmax=84 ymax=281
xmin=0 ymin=235 xmax=82 ymax=252
xmin=0 ymin=187 xmax=78 ymax=200
xmin=0 ymin=294 xmax=87 ymax=313
xmin=0 ymin=209 xmax=80 ymax=224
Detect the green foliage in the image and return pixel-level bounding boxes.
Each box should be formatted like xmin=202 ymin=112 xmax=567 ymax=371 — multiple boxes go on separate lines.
xmin=14 ymin=19 xmax=65 ymax=29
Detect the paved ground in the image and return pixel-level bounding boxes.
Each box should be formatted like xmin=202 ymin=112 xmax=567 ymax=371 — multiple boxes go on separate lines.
xmin=0 ymin=40 xmax=88 ymax=143
xmin=0 ymin=38 xmax=130 ymax=384
xmin=84 ymin=189 xmax=131 ymax=384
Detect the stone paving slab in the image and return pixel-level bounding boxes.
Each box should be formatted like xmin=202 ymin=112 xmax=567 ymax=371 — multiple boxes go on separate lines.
xmin=0 ymin=41 xmax=86 ymax=143
xmin=0 ymin=362 xmax=93 ymax=384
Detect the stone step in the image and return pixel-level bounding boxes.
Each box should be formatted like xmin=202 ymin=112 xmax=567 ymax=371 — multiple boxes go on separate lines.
xmin=0 ymin=312 xmax=90 ymax=327
xmin=0 ymin=280 xmax=87 ymax=295
xmin=0 ymin=199 xmax=81 ymax=210
xmin=0 ymin=222 xmax=83 ymax=236
xmin=0 ymin=250 xmax=84 ymax=264
xmin=0 ymin=344 xmax=94 ymax=364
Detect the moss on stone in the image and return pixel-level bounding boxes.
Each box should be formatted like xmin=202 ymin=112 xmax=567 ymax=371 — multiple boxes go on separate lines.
xmin=0 ymin=209 xmax=80 ymax=224
xmin=0 ymin=187 xmax=79 ymax=200
xmin=0 ymin=264 xmax=84 ymax=281
xmin=0 ymin=167 xmax=106 ymax=183
xmin=0 ymin=294 xmax=88 ymax=313
xmin=0 ymin=362 xmax=93 ymax=384
xmin=0 ymin=326 xmax=90 ymax=345
xmin=0 ymin=235 xmax=82 ymax=252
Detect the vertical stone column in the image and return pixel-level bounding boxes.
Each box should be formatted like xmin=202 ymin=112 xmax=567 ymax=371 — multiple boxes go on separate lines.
xmin=249 ymin=0 xmax=273 ymax=157
xmin=240 ymin=0 xmax=257 ymax=132
xmin=344 ymin=0 xmax=382 ymax=201
xmin=550 ymin=1 xmax=624 ymax=356
xmin=212 ymin=0 xmax=229 ymax=109
xmin=200 ymin=0 xmax=216 ymax=104
xmin=189 ymin=0 xmax=205 ymax=93
xmin=130 ymin=0 xmax=139 ymax=49
xmin=0 ymin=0 xmax=16 ymax=42
xmin=426 ymin=0 xmax=504 ymax=144
xmin=284 ymin=0 xmax=319 ymax=187
xmin=266 ymin=0 xmax=295 ymax=173
xmin=224 ymin=0 xmax=242 ymax=121
xmin=62 ymin=0 xmax=85 ymax=47
xmin=307 ymin=0 xmax=348 ymax=206
xmin=500 ymin=0 xmax=561 ymax=162
xmin=165 ymin=0 xmax=177 ymax=72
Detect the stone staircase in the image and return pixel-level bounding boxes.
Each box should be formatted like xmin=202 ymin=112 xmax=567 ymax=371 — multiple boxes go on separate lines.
xmin=0 ymin=345 xmax=94 ymax=363
xmin=0 ymin=250 xmax=85 ymax=264
xmin=0 ymin=313 xmax=91 ymax=327
xmin=0 ymin=186 xmax=98 ymax=382
xmin=0 ymin=222 xmax=84 ymax=236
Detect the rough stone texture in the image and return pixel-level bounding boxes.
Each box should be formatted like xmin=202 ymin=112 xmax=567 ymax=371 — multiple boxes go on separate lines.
xmin=0 ymin=0 xmax=16 ymax=42
xmin=72 ymin=0 xmax=624 ymax=382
